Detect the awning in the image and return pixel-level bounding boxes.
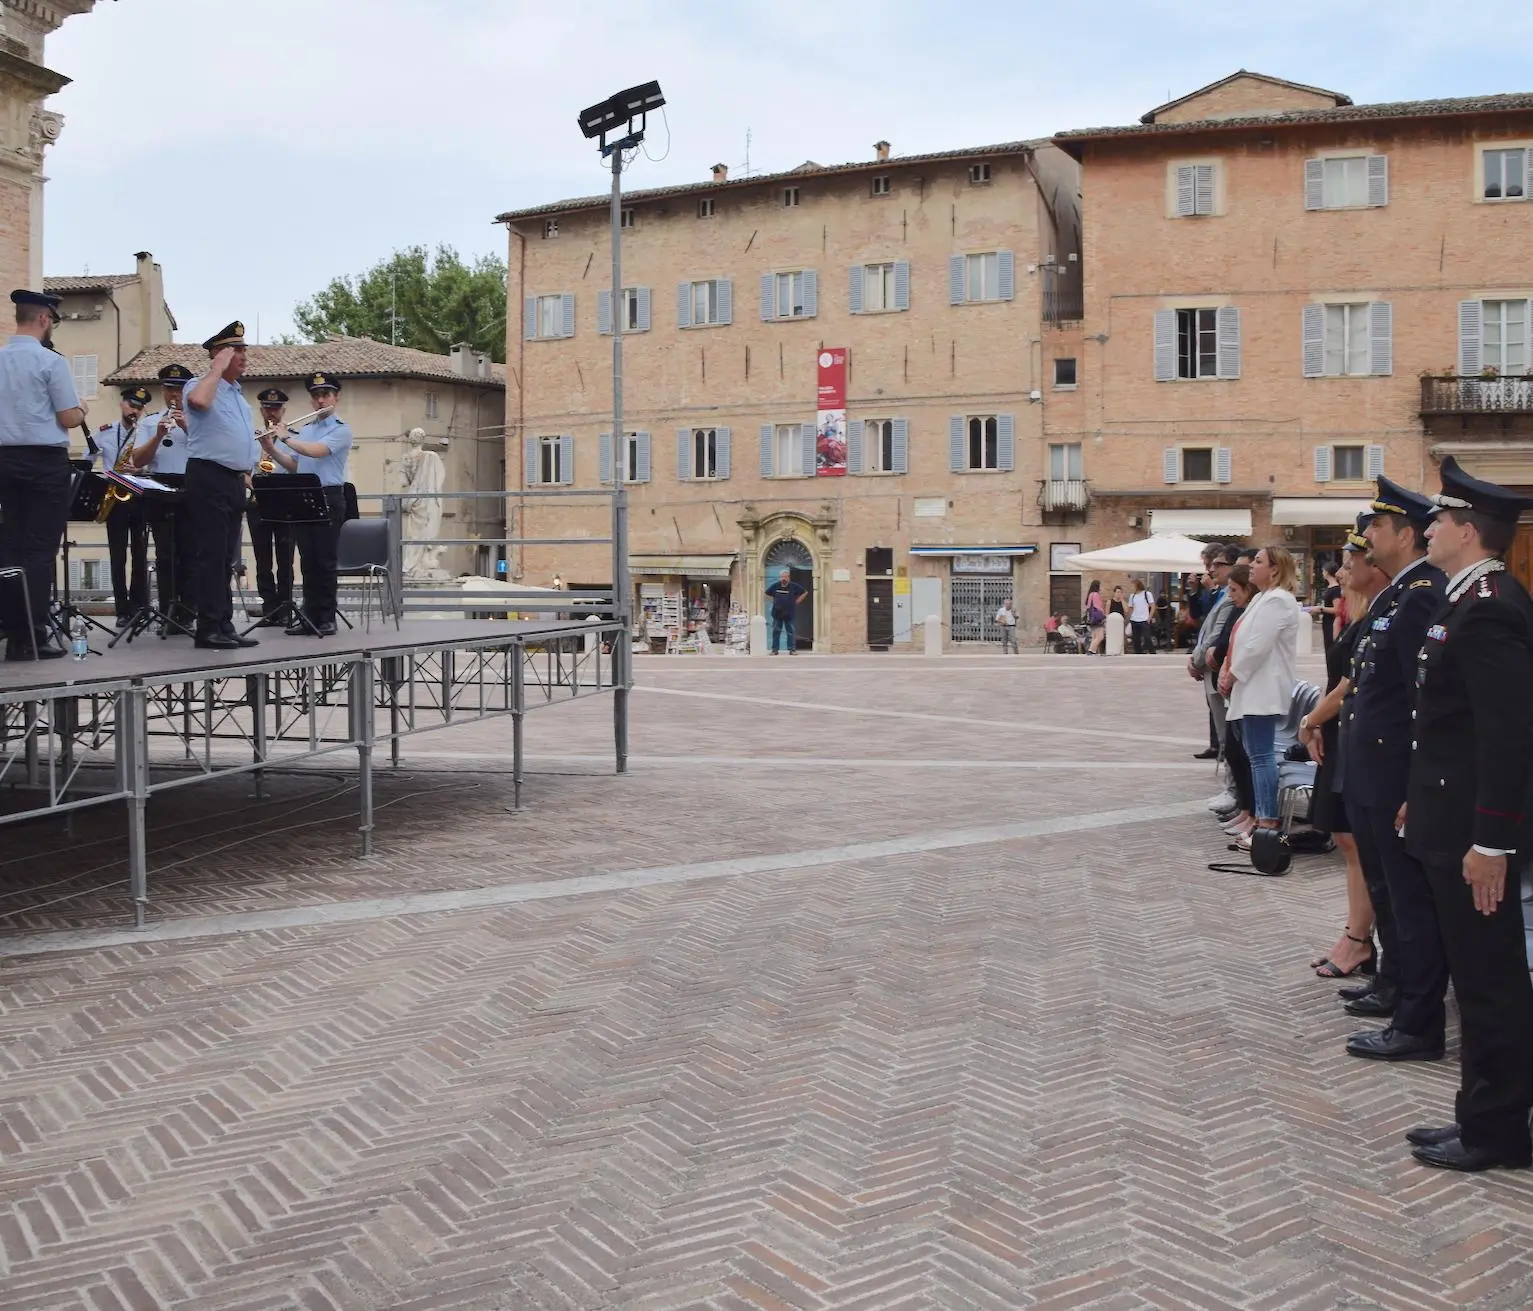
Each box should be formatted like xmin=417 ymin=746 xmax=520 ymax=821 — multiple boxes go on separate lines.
xmin=630 ymin=553 xmax=737 ymax=580
xmin=1270 ymin=497 xmax=1373 ymax=526
xmin=908 ymin=544 xmax=1038 ymax=557
xmin=1147 ymin=508 xmax=1252 ymax=536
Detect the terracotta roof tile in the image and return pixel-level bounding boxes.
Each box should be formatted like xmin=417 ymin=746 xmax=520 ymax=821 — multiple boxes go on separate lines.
xmin=105 ymin=335 xmax=506 ymax=389
xmin=43 ymin=274 xmax=139 ymax=293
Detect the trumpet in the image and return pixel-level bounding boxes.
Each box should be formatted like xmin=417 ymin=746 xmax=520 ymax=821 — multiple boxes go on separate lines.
xmin=253 ymin=408 xmax=328 ymax=473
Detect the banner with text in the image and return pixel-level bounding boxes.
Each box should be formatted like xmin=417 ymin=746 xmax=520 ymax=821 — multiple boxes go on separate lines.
xmin=816 ymin=348 xmax=847 ymax=476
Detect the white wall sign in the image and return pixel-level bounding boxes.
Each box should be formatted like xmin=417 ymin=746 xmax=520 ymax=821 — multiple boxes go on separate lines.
xmin=952 ymin=555 xmax=1013 ymax=574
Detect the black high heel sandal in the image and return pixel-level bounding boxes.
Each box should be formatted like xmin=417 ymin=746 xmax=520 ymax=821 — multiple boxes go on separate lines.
xmin=1314 ymin=931 xmax=1376 ymax=979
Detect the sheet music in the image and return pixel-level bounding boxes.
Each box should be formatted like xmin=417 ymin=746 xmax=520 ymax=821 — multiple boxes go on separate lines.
xmin=110 ymin=472 xmax=176 ymax=494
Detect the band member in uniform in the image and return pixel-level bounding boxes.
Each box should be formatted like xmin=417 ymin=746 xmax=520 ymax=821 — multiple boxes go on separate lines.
xmin=1341 ymin=476 xmax=1448 ymax=1062
xmin=1401 ymin=457 xmax=1533 ymax=1172
xmin=132 ymin=362 xmax=195 ymax=628
xmin=182 ymin=322 xmax=259 ymax=650
xmin=97 ymin=383 xmax=151 ymax=625
xmin=0 ymin=289 xmax=87 ymax=660
xmin=257 ymin=371 xmax=351 ymax=636
xmin=245 ymin=387 xmax=295 ymax=624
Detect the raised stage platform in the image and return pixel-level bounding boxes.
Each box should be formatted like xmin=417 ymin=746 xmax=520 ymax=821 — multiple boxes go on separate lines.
xmin=1 ymin=618 xmax=628 ymax=926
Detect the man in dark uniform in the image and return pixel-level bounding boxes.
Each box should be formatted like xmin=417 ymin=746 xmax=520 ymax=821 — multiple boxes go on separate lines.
xmin=1401 ymin=457 xmax=1533 ymax=1172
xmin=1341 ymin=475 xmax=1449 ymax=1062
xmin=97 ymin=384 xmax=152 ymax=625
xmin=245 ymin=387 xmax=295 ymax=624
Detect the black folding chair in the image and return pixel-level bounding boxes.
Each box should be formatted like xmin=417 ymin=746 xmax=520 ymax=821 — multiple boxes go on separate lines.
xmin=335 ymin=518 xmax=398 ymax=632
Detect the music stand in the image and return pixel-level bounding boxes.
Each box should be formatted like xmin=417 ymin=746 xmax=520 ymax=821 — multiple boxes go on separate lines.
xmin=53 ymin=460 xmax=117 ymax=649
xmin=110 ymin=470 xmax=193 ymax=646
xmin=244 ymin=473 xmax=332 ymax=636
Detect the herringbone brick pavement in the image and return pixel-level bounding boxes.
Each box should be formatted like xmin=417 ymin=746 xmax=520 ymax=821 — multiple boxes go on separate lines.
xmin=3 ymin=653 xmax=1533 ymax=1308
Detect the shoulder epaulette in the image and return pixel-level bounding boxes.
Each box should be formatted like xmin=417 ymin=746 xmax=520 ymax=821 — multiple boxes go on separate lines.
xmin=1409 ymin=578 xmax=1435 ymax=588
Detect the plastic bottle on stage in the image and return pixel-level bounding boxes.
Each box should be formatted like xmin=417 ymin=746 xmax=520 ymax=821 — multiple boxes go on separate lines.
xmin=71 ymin=617 xmax=89 ymax=662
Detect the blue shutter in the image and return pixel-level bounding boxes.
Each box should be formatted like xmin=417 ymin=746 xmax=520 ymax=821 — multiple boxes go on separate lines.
xmin=848 ymin=266 xmax=864 ymax=315
xmin=676 ymin=428 xmax=691 ymax=481
xmin=949 ymin=255 xmax=966 ymax=305
xmin=1304 ymin=159 xmax=1325 ymax=211
xmin=634 ymin=432 xmax=651 ymax=483
xmin=1214 ymin=446 xmax=1232 ymax=484
xmin=597 ymin=289 xmax=612 ymax=336
xmin=1458 ymin=300 xmax=1483 ymax=376
xmin=1369 ymin=301 xmax=1393 ymax=376
xmin=1163 ymin=448 xmax=1180 ymax=484
xmin=802 ymin=269 xmax=818 ymax=317
xmin=636 ymin=287 xmax=651 ymax=331
xmin=598 ymin=431 xmax=613 ymax=484
xmin=560 ymin=293 xmax=575 ymax=338
xmin=759 ymin=424 xmax=774 ymax=477
xmin=760 ymin=274 xmax=774 ymax=321
xmin=890 ymin=418 xmax=908 ymax=474
xmin=523 ymin=297 xmax=537 ymax=340
xmin=1302 ymin=303 xmax=1325 ymax=377
xmin=524 ymin=435 xmax=537 ymax=486
xmin=676 ymin=282 xmax=693 ymax=329
xmin=559 ymin=434 xmax=575 ymax=484
xmin=997 ymin=251 xmax=1015 ymax=302
xmin=894 ymin=261 xmax=910 ymax=311
xmin=801 ymin=424 xmax=816 ymax=475
xmin=1215 ymin=306 xmax=1241 ymax=379
xmin=716 ymin=427 xmax=731 ymax=479
xmin=1154 ymin=310 xmax=1177 ymax=381
xmin=1366 ymin=445 xmax=1385 ymax=479
xmin=949 ymin=416 xmax=965 ymax=471
xmin=847 ymin=419 xmax=864 ymax=474
xmin=1193 ymin=165 xmax=1215 ymax=215
xmin=1313 ymin=446 xmax=1333 ymax=482
xmin=716 ymin=278 xmax=733 ymax=325
xmin=996 ymin=414 xmax=1015 ymax=471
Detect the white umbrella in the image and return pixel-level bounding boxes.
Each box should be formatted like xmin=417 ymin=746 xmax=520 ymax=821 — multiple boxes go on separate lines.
xmin=1064 ymin=533 xmax=1210 ymax=573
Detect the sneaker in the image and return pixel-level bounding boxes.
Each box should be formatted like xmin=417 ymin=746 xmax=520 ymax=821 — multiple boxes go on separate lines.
xmin=1206 ymin=791 xmax=1236 ymax=811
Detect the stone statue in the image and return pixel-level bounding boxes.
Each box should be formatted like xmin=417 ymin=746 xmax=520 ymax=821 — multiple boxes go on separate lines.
xmin=390 ymin=428 xmax=448 ymax=579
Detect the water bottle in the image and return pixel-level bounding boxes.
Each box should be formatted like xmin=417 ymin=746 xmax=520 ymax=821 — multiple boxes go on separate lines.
xmin=71 ymin=616 xmax=89 ymax=662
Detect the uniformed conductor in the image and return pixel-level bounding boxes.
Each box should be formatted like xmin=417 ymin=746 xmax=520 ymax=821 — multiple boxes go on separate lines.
xmin=182 ymin=322 xmax=259 ymax=650
xmin=1402 ymin=456 xmax=1533 ymax=1172
xmin=0 ymin=289 xmax=88 ymax=660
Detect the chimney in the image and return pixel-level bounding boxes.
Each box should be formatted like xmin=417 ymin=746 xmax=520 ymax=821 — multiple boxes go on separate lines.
xmin=449 ymin=342 xmax=473 ymax=377
xmin=711 ymin=162 xmax=729 ymax=183
xmin=874 ymin=140 xmax=890 ymax=162
xmin=473 ymin=349 xmax=491 ymax=379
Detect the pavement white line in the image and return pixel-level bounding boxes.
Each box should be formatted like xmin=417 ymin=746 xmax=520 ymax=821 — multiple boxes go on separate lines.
xmin=636 ymin=685 xmax=1206 ymax=747
xmin=403 ymin=752 xmax=1213 ymax=772
xmin=0 ymin=799 xmax=1209 ymax=958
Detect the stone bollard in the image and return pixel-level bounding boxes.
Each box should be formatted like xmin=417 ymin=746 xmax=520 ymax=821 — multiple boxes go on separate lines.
xmin=923 ymin=614 xmax=942 ymax=657
xmin=583 ymin=614 xmax=600 ymax=653
xmin=750 ymin=614 xmax=768 ymax=657
xmin=1296 ymin=613 xmax=1315 ymax=656
xmin=1105 ymin=612 xmax=1126 ymax=656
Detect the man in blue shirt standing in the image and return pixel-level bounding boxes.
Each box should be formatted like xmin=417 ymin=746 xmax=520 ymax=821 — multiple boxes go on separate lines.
xmin=132 ymin=362 xmax=196 ymax=630
xmin=765 ymin=567 xmax=807 ymax=654
xmin=96 ymin=383 xmax=152 ymax=625
xmin=0 ymin=289 xmax=88 ymax=660
xmin=257 ymin=371 xmax=352 ymax=636
xmin=182 ymin=321 xmax=259 ymax=649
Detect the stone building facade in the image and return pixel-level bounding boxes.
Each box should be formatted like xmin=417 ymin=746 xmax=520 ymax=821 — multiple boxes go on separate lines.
xmin=45 ymin=252 xmax=177 ymax=403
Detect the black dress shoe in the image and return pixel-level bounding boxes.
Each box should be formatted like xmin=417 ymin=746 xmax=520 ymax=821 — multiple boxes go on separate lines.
xmin=1338 ymin=978 xmax=1388 ymax=1002
xmin=1413 ymin=1138 xmax=1531 ymax=1172
xmin=285 ymin=621 xmax=312 ymax=637
xmin=315 ymin=622 xmax=337 ymax=637
xmin=1193 ymin=747 xmax=1220 ymax=760
xmin=228 ymin=633 xmax=259 ymax=648
xmin=1406 ymin=1123 xmax=1460 ymax=1148
xmin=1346 ymin=1026 xmax=1444 ymax=1062
xmin=1344 ymin=989 xmax=1397 ymax=1018
xmin=194 ymin=633 xmax=242 ymax=650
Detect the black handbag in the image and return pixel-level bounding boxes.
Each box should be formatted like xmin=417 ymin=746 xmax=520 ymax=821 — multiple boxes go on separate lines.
xmin=1249 ymin=827 xmax=1291 ymax=876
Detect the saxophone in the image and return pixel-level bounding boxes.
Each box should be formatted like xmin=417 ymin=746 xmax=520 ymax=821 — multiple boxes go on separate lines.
xmin=96 ymin=418 xmax=139 ymax=523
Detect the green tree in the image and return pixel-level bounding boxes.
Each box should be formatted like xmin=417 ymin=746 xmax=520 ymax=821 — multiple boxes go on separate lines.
xmin=292 ymin=245 xmax=508 ymax=362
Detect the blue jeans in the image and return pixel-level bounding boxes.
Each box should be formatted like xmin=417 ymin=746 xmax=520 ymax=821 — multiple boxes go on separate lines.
xmin=1240 ymin=713 xmax=1280 ymax=821
xmin=770 ymin=613 xmax=796 ymax=653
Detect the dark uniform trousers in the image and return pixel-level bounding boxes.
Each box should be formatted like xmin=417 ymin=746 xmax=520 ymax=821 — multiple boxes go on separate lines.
xmin=105 ymin=499 xmax=150 ymax=619
xmin=1348 ymin=805 xmax=1402 ymax=994
xmin=148 ymin=498 xmax=195 ymax=619
xmin=0 ymin=445 xmax=70 ymax=642
xmin=245 ymin=502 xmax=294 ymax=616
xmin=295 ymin=485 xmax=346 ymax=626
xmin=185 ymin=459 xmax=246 ymax=637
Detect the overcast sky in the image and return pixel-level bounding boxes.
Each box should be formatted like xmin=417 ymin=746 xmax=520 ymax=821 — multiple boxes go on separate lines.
xmin=40 ymin=0 xmax=1533 ymax=346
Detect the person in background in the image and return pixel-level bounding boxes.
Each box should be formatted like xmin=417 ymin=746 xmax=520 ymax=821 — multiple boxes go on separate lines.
xmin=995 ymin=596 xmax=1018 ymax=653
xmin=1127 ymin=579 xmax=1153 ymax=654
xmin=1190 ymin=543 xmax=1233 ymax=763
xmin=1305 ymin=560 xmax=1342 ymax=660
xmin=96 ymin=384 xmax=151 ymax=627
xmin=1085 ymin=579 xmax=1106 ymax=654
xmin=765 ymin=567 xmax=806 ymax=655
xmin=1213 ymin=565 xmax=1256 ymax=840
xmin=1043 ymin=611 xmax=1061 ymax=652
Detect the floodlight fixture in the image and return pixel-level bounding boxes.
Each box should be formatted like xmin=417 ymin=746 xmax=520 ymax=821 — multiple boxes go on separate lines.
xmin=577 ymin=81 xmax=665 ymax=152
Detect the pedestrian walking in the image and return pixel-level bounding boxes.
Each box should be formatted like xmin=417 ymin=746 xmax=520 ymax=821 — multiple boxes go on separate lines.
xmin=1128 ymin=579 xmax=1153 ymax=653
xmin=995 ymin=596 xmax=1018 ymax=653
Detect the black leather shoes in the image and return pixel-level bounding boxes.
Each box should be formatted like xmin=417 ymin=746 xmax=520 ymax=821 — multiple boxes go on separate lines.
xmin=1339 ymin=978 xmax=1390 ymax=1003
xmin=1346 ymin=1026 xmax=1444 ymax=1062
xmin=1412 ymin=1139 xmax=1532 ymax=1172
xmin=1406 ymin=1123 xmax=1460 ymax=1148
xmin=285 ymin=621 xmax=313 ymax=636
xmin=227 ymin=633 xmax=259 ymax=648
xmin=1343 ymin=989 xmax=1397 ymax=1018
xmin=315 ymin=622 xmax=337 ymax=637
xmin=194 ymin=633 xmax=242 ymax=650
xmin=1193 ymin=747 xmax=1220 ymax=760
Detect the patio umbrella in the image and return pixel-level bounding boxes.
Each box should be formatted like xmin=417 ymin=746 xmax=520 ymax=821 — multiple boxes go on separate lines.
xmin=1063 ymin=533 xmax=1210 ymax=573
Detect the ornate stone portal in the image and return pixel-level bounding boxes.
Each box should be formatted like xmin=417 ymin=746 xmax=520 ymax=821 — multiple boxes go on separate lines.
xmin=738 ymin=501 xmax=838 ymax=649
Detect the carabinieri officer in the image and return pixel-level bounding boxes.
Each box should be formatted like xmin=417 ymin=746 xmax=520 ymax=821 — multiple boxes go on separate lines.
xmin=182 ymin=321 xmax=259 ymax=650
xmin=97 ymin=383 xmax=151 ymax=625
xmin=1401 ymin=457 xmax=1533 ymax=1173
xmin=0 ymin=288 xmax=88 ymax=660
xmin=257 ymin=371 xmax=352 ymax=636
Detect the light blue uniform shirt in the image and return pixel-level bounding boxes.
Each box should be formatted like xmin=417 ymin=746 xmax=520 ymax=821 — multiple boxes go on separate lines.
xmin=0 ymin=335 xmax=80 ymax=448
xmin=136 ymin=407 xmax=189 ymax=475
xmin=96 ymin=417 xmax=141 ymax=468
xmin=182 ymin=374 xmax=255 ymax=471
xmin=293 ymin=412 xmax=353 ymax=487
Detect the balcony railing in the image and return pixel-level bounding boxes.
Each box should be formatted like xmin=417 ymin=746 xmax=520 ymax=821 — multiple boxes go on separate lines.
xmin=1043 ymin=288 xmax=1084 ymax=323
xmin=1039 ymin=478 xmax=1090 ymax=512
xmin=1420 ymin=374 xmax=1533 ymax=416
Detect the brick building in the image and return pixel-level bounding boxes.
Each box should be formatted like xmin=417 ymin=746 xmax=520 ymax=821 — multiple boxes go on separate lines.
xmin=46 ymin=252 xmax=178 ymax=403
xmin=498 ymin=142 xmax=1083 ymax=651
xmin=1052 ymin=70 xmax=1533 ymax=601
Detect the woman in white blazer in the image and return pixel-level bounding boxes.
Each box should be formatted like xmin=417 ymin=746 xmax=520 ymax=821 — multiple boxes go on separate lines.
xmin=1219 ymin=545 xmax=1301 ymax=835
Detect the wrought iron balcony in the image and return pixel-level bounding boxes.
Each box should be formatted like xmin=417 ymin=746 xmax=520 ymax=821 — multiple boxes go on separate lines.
xmin=1038 ymin=479 xmax=1090 ymax=513
xmin=1420 ymin=374 xmax=1533 ymax=416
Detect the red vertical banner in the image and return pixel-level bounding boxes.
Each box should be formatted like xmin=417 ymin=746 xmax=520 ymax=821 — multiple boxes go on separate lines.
xmin=816 ymin=348 xmax=848 ymax=477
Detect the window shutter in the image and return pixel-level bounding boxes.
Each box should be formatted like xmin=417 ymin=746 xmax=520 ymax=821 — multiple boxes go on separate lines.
xmin=558 ymin=434 xmax=575 ymax=484
xmin=560 ymin=293 xmax=575 ymax=338
xmin=1365 ymin=445 xmax=1385 ymax=479
xmin=597 ymin=289 xmax=613 ymax=336
xmin=760 ymin=274 xmax=775 ymax=321
xmin=717 ymin=278 xmax=733 ymax=325
xmin=1313 ymin=445 xmax=1333 ymax=482
xmin=759 ymin=424 xmax=774 ymax=477
xmin=1302 ymin=303 xmax=1326 ymax=377
xmin=890 ymin=418 xmax=909 ymax=474
xmin=801 ymin=269 xmax=818 ymax=317
xmin=1458 ymin=300 xmax=1483 ymax=376
xmin=635 ymin=432 xmax=651 ymax=483
xmin=1163 ymin=448 xmax=1180 ymax=484
xmin=894 ymin=261 xmax=910 ymax=311
xmin=636 ymin=287 xmax=651 ymax=331
xmin=524 ymin=436 xmax=537 ymax=486
xmin=598 ymin=431 xmax=613 ymax=485
xmin=1153 ymin=309 xmax=1177 ymax=381
xmin=1193 ymin=164 xmax=1215 ymax=215
xmin=676 ymin=282 xmax=693 ymax=329
xmin=1367 ymin=154 xmax=1388 ymax=207
xmin=847 ymin=419 xmax=865 ymax=474
xmin=800 ymin=424 xmax=816 ymax=475
xmin=1369 ymin=301 xmax=1393 ymax=376
xmin=1216 ymin=306 xmax=1241 ymax=379
xmin=998 ymin=251 xmax=1015 ymax=301
xmin=1304 ymin=159 xmax=1325 ymax=211
xmin=1214 ymin=447 xmax=1233 ymax=484
xmin=1174 ymin=165 xmax=1195 ymax=216
xmin=848 ymin=266 xmax=864 ymax=315
xmin=996 ymin=413 xmax=1015 ymax=471
xmin=716 ymin=427 xmax=731 ymax=479
xmin=523 ymin=297 xmax=537 ymax=340
xmin=676 ymin=428 xmax=691 ymax=482
xmin=949 ymin=416 xmax=965 ymax=472
xmin=949 ymin=255 xmax=966 ymax=305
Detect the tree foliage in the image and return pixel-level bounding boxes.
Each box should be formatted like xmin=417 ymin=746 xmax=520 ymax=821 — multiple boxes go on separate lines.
xmin=292 ymin=245 xmax=508 ymax=362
